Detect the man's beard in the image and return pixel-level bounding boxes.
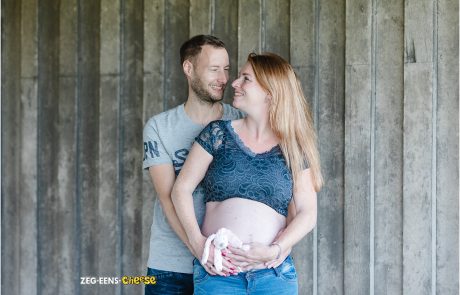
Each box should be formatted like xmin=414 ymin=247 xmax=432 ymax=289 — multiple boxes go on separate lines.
xmin=190 ymin=76 xmax=225 ymax=105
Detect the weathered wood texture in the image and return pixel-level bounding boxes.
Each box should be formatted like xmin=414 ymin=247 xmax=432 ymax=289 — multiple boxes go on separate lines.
xmin=98 ymin=0 xmax=121 ymax=294
xmin=2 ymin=1 xmax=22 ymax=295
xmin=436 ymin=0 xmax=459 ymax=293
xmin=1 ymin=1 xmax=458 ymax=294
xmin=403 ymin=0 xmax=436 ymax=294
xmin=58 ymin=0 xmax=78 ymax=293
xmin=77 ymin=2 xmax=101 ymax=295
xmin=20 ymin=0 xmax=39 ymax=294
xmin=374 ymin=1 xmax=404 ymax=294
xmin=119 ymin=2 xmax=144 ymax=295
xmin=290 ymin=2 xmax=317 ymax=293
xmin=36 ymin=1 xmax=62 ymax=294
xmin=345 ymin=0 xmax=372 ymax=293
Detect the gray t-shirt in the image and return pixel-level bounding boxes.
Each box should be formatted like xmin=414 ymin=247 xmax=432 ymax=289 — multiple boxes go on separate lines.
xmin=143 ymin=103 xmax=243 ymax=273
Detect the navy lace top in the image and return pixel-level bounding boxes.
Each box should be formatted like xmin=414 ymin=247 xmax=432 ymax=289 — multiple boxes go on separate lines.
xmin=195 ymin=120 xmax=293 ymax=217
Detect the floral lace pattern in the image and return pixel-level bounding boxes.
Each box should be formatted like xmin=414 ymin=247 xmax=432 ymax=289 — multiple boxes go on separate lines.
xmin=195 ymin=120 xmax=293 ymax=217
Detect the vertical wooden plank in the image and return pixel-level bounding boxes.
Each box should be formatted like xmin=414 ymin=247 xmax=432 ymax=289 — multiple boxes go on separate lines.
xmin=1 ymin=0 xmax=22 ymax=294
xmin=190 ymin=0 xmax=211 ymax=36
xmin=290 ymin=2 xmax=315 ymax=294
xmin=374 ymin=0 xmax=404 ymax=294
xmin=436 ymin=0 xmax=459 ymax=293
xmin=142 ymin=0 xmax=164 ymax=270
xmin=290 ymin=0 xmax=315 ymax=104
xmin=18 ymin=0 xmax=37 ymax=294
xmin=403 ymin=0 xmax=434 ymax=293
xmin=19 ymin=0 xmax=38 ymax=293
xmin=403 ymin=64 xmax=433 ymax=294
xmin=120 ymin=1 xmax=144 ymax=294
xmin=99 ymin=0 xmax=121 ymax=294
xmin=77 ymin=1 xmax=101 ymax=294
xmin=57 ymin=0 xmax=78 ymax=293
xmin=263 ymin=0 xmax=289 ymax=59
xmin=344 ymin=66 xmax=371 ymax=295
xmin=213 ymin=0 xmax=238 ymax=103
xmin=237 ymin=0 xmax=261 ymax=69
xmin=163 ymin=0 xmax=189 ymax=109
xmin=345 ymin=0 xmax=372 ymax=293
xmin=37 ymin=0 xmax=61 ymax=293
xmin=316 ymin=0 xmax=346 ymax=294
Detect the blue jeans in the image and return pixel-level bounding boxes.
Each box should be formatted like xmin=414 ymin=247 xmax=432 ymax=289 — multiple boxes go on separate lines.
xmin=145 ymin=268 xmax=193 ymax=295
xmin=193 ymin=256 xmax=298 ymax=294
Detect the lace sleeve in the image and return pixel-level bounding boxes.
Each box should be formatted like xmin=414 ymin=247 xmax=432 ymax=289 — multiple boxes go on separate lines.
xmin=195 ymin=121 xmax=224 ymax=156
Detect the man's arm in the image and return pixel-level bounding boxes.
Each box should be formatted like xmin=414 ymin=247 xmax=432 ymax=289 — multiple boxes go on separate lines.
xmin=148 ymin=164 xmax=192 ymax=251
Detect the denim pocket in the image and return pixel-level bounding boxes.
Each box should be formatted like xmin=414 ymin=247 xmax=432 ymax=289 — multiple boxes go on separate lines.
xmin=278 ymin=259 xmax=297 ymax=282
xmin=193 ymin=259 xmax=210 ymax=284
xmin=146 ymin=268 xmax=174 ymax=280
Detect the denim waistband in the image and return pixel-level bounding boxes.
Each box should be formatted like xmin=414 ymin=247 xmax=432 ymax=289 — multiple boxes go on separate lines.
xmin=193 ymin=255 xmax=294 ymax=278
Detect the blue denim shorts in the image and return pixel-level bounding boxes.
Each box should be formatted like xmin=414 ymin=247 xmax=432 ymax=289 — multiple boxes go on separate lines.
xmin=145 ymin=268 xmax=193 ymax=295
xmin=193 ymin=256 xmax=298 ymax=295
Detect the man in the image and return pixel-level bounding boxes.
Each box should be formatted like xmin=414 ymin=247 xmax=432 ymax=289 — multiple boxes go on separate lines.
xmin=142 ymin=35 xmax=243 ymax=294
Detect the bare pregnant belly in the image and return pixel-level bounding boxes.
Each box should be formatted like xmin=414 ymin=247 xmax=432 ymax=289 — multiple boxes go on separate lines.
xmin=201 ymin=198 xmax=286 ymax=245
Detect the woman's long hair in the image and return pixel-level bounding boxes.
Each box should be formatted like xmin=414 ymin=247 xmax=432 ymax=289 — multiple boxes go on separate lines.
xmin=247 ymin=53 xmax=323 ymax=191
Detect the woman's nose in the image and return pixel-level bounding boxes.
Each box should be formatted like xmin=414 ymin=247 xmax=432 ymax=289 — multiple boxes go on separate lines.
xmin=232 ymin=77 xmax=241 ymax=88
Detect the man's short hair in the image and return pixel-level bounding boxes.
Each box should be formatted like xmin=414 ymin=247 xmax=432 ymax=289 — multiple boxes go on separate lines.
xmin=180 ymin=35 xmax=226 ymax=65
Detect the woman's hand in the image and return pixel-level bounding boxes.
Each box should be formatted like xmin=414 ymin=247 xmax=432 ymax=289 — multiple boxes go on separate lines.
xmin=226 ymin=242 xmax=279 ymax=271
xmin=264 ymin=244 xmax=291 ymax=269
xmin=193 ymin=235 xmax=240 ymax=276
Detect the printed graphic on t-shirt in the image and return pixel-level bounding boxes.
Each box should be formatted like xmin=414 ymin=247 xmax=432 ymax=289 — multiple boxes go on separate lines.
xmin=172 ymin=148 xmax=189 ymax=175
xmin=143 ymin=140 xmax=160 ymax=160
xmin=143 ymin=140 xmax=190 ymax=175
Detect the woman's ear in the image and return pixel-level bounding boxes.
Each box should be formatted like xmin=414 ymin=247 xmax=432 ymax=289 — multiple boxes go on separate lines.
xmin=265 ymin=93 xmax=272 ymax=103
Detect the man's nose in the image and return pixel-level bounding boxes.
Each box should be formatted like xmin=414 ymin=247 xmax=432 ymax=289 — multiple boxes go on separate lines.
xmin=217 ymin=70 xmax=228 ymax=84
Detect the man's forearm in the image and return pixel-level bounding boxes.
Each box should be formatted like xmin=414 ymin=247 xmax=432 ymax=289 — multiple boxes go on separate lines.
xmin=158 ymin=195 xmax=193 ymax=251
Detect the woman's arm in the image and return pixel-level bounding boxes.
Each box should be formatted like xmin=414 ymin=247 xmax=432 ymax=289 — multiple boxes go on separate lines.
xmin=270 ymin=168 xmax=317 ymax=255
xmin=171 ymin=142 xmax=213 ymax=259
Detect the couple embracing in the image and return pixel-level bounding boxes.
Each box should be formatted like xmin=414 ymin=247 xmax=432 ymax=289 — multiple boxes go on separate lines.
xmin=143 ymin=35 xmax=322 ymax=295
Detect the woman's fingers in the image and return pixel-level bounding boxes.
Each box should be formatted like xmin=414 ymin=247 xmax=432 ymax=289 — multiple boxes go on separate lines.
xmin=225 ymin=253 xmax=258 ymax=266
xmin=216 ymin=259 xmax=240 ymax=276
xmin=203 ymin=264 xmax=217 ymax=275
xmin=265 ymin=259 xmax=281 ymax=269
xmin=226 ymin=246 xmax=248 ymax=257
xmin=206 ymin=262 xmax=230 ymax=276
xmin=204 ymin=262 xmax=215 ymax=275
xmin=224 ymin=248 xmax=253 ymax=262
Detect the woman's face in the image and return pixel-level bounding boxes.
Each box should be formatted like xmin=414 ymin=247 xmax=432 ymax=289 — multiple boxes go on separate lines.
xmin=231 ymin=62 xmax=269 ymax=114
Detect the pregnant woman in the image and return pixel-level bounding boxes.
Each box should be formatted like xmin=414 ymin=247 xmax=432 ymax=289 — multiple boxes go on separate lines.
xmin=172 ymin=52 xmax=322 ymax=294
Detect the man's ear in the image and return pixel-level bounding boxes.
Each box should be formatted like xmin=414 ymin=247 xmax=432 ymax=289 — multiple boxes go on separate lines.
xmin=183 ymin=60 xmax=193 ymax=77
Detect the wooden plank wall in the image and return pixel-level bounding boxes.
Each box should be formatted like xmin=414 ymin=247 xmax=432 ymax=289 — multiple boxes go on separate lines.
xmin=1 ymin=0 xmax=458 ymax=294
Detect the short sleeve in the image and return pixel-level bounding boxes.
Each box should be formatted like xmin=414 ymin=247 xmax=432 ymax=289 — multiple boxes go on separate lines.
xmin=195 ymin=121 xmax=224 ymax=156
xmin=143 ymin=119 xmax=171 ymax=169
